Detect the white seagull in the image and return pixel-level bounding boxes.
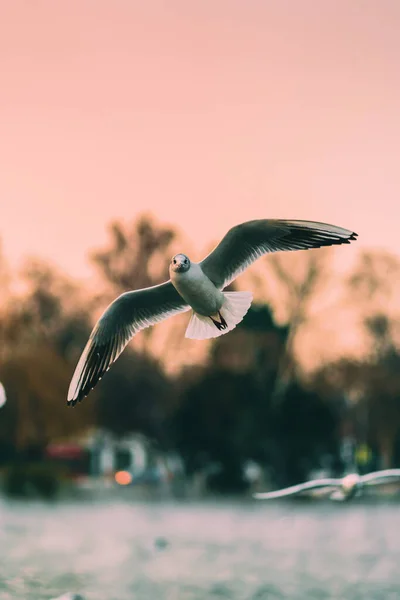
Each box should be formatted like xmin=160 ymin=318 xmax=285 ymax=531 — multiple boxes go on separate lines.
xmin=253 ymin=470 xmax=400 ymax=502
xmin=67 ymin=219 xmax=357 ymax=406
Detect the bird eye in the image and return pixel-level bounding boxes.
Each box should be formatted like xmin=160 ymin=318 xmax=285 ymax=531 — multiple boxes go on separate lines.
xmin=173 ymin=259 xmax=176 ymax=264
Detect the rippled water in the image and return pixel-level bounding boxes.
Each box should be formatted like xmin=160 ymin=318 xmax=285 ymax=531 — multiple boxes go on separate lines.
xmin=1 ymin=495 xmax=400 ymax=600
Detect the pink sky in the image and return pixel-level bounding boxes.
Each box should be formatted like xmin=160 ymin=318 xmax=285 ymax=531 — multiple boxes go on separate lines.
xmin=1 ymin=0 xmax=399 ymax=282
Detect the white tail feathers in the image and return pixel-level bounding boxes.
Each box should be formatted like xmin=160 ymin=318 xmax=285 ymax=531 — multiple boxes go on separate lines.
xmin=185 ymin=291 xmax=253 ymax=340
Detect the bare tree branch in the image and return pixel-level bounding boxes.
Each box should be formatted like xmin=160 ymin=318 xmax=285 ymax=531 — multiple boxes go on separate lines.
xmin=265 ymin=250 xmax=332 ymax=405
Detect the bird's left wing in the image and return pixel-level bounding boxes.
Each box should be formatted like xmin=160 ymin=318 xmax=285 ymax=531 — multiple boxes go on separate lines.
xmin=253 ymin=478 xmax=341 ymax=500
xmin=200 ymin=219 xmax=358 ymax=289
xmin=67 ymin=281 xmax=190 ymax=406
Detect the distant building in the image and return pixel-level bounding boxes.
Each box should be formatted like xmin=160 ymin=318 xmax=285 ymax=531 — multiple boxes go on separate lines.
xmin=45 ymin=428 xmax=183 ymax=486
xmin=45 ymin=429 xmax=147 ymax=477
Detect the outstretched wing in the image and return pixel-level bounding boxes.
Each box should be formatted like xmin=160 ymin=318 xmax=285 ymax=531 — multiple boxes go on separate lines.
xmin=200 ymin=219 xmax=358 ymax=289
xmin=67 ymin=281 xmax=189 ymax=406
xmin=253 ymin=478 xmax=341 ymax=500
xmin=361 ymin=469 xmax=400 ymax=486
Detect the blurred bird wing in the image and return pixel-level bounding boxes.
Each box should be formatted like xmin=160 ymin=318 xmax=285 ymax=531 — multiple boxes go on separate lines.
xmin=253 ymin=478 xmax=341 ymax=500
xmin=361 ymin=469 xmax=400 ymax=485
xmin=67 ymin=281 xmax=190 ymax=406
xmin=200 ymin=219 xmax=357 ymax=289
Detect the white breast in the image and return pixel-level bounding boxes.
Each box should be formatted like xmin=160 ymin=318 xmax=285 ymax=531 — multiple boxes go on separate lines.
xmin=171 ymin=263 xmax=224 ymax=315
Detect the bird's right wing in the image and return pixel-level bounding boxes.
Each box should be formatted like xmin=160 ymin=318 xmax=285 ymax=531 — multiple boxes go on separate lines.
xmin=253 ymin=478 xmax=341 ymax=500
xmin=67 ymin=281 xmax=190 ymax=406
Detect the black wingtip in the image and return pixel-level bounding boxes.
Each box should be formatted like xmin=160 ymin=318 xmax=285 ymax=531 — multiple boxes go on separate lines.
xmin=66 ymin=395 xmax=85 ymax=408
xmin=66 ymin=377 xmax=103 ymax=407
xmin=342 ymin=231 xmax=358 ymax=245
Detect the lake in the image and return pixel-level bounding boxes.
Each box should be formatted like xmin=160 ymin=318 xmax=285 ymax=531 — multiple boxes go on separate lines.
xmin=1 ymin=495 xmax=400 ymax=599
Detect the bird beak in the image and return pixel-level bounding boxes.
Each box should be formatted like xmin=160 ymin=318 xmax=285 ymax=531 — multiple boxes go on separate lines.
xmin=174 ymin=258 xmax=184 ymax=269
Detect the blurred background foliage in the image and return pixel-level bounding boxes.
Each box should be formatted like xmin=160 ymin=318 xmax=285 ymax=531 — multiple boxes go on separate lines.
xmin=1 ymin=213 xmax=400 ymax=495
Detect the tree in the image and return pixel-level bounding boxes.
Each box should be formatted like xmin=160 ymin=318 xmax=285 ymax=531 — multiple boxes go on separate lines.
xmin=2 ymin=258 xmax=91 ymax=360
xmin=0 ymin=239 xmax=10 ymax=297
xmin=90 ymin=215 xmax=177 ymax=295
xmin=0 ymin=240 xmax=11 ymax=365
xmin=0 ymin=345 xmax=94 ymax=453
xmin=0 ymin=259 xmax=95 ymax=454
xmin=347 ymin=250 xmax=400 ymax=305
xmin=95 ymin=349 xmax=175 ymax=447
xmin=343 ymin=250 xmax=400 ymax=467
xmin=311 ymin=346 xmax=400 ymax=469
xmin=172 ymin=367 xmax=265 ymax=493
xmin=272 ymin=382 xmax=341 ymax=485
xmin=89 ymin=214 xmax=192 ymax=358
xmin=245 ymin=248 xmax=337 ymax=406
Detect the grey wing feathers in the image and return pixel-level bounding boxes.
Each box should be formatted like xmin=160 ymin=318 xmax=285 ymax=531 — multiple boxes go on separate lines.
xmin=67 ymin=281 xmax=189 ymax=406
xmin=200 ymin=219 xmax=358 ymax=289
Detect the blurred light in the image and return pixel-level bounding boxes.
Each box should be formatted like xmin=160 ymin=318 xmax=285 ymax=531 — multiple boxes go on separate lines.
xmin=115 ymin=470 xmax=132 ymax=485
xmin=0 ymin=382 xmax=6 ymax=409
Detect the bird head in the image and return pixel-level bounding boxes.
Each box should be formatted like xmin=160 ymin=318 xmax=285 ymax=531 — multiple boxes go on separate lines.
xmin=170 ymin=253 xmax=191 ymax=273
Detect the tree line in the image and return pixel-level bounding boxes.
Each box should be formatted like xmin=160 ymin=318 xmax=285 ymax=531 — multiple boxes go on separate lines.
xmin=1 ymin=215 xmax=400 ymax=492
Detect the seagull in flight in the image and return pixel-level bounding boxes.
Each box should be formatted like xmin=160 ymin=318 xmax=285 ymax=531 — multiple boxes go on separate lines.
xmin=253 ymin=470 xmax=400 ymax=502
xmin=67 ymin=218 xmax=357 ymax=406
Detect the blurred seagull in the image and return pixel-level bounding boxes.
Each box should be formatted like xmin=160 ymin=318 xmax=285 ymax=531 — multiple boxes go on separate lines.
xmin=67 ymin=218 xmax=357 ymax=406
xmin=253 ymin=469 xmax=400 ymax=502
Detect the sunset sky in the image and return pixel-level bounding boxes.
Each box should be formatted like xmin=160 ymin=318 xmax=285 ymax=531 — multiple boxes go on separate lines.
xmin=1 ymin=0 xmax=399 ymax=282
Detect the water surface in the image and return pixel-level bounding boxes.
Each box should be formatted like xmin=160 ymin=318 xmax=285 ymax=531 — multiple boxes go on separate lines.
xmin=1 ymin=496 xmax=399 ymax=599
